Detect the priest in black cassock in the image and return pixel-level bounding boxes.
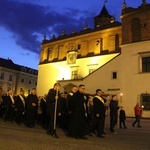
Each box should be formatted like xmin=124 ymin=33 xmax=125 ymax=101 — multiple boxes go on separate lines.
xmin=3 ymin=89 xmax=16 ymax=123
xmin=46 ymin=83 xmax=62 ymax=138
xmin=26 ymin=88 xmax=38 ymax=128
xmin=68 ymin=84 xmax=88 ymax=139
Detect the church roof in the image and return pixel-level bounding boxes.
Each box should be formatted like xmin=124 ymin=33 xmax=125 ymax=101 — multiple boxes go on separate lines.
xmin=95 ymin=5 xmax=112 ymax=18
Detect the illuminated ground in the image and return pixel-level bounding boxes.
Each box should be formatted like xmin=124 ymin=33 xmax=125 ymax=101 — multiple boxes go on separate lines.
xmin=0 ymin=117 xmax=149 ymax=150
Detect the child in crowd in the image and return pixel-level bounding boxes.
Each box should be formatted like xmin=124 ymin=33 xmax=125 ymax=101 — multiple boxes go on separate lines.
xmin=119 ymin=106 xmax=127 ymax=129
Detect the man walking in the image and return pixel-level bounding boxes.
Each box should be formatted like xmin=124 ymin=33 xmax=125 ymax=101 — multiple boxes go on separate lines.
xmin=132 ymin=103 xmax=142 ymax=128
xmin=15 ymin=89 xmax=26 ymax=125
xmin=68 ymin=84 xmax=88 ymax=139
xmin=46 ymin=83 xmax=61 ymax=138
xmin=26 ymin=88 xmax=38 ymax=128
xmin=109 ymin=95 xmax=119 ymax=134
xmin=90 ymin=89 xmax=106 ymax=138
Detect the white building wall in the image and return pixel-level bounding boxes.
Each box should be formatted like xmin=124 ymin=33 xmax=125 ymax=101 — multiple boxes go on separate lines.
xmin=0 ymin=68 xmax=17 ymax=93
xmin=121 ymin=41 xmax=150 ymax=117
xmin=37 ymin=53 xmax=119 ymax=96
xmin=84 ymin=41 xmax=150 ymax=117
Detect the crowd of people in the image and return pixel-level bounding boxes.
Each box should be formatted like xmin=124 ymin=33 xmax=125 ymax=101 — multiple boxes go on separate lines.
xmin=0 ymin=83 xmax=142 ymax=139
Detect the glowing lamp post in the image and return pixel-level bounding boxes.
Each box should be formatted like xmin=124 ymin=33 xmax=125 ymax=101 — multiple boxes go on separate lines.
xmin=120 ymin=93 xmax=123 ymax=106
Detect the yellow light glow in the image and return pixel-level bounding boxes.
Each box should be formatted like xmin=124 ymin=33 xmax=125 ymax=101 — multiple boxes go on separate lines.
xmin=50 ymin=63 xmax=71 ymax=80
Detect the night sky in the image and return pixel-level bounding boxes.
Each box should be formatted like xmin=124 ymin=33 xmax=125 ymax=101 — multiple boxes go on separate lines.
xmin=0 ymin=0 xmax=148 ymax=69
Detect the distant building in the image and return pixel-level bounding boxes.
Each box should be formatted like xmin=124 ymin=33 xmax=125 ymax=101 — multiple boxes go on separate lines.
xmin=37 ymin=1 xmax=150 ymax=118
xmin=0 ymin=58 xmax=38 ymax=95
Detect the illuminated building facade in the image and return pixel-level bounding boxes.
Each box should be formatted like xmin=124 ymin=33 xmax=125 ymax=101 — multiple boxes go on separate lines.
xmin=0 ymin=58 xmax=38 ymax=95
xmin=37 ymin=1 xmax=150 ymax=117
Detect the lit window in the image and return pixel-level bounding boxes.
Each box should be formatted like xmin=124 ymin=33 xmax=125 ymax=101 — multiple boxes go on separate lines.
xmin=141 ymin=94 xmax=150 ymax=110
xmin=71 ymin=70 xmax=78 ymax=79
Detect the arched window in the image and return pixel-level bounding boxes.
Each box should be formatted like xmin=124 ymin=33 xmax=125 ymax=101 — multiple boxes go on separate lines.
xmin=131 ymin=18 xmax=141 ymax=42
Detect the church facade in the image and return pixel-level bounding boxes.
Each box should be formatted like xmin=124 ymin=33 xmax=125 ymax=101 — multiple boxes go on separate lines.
xmin=37 ymin=1 xmax=150 ymax=118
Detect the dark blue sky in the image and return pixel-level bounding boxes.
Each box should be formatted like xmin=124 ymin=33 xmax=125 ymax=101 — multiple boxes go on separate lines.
xmin=0 ymin=0 xmax=148 ymax=69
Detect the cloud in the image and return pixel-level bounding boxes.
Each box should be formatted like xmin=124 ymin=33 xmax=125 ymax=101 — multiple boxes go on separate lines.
xmin=0 ymin=0 xmax=95 ymax=54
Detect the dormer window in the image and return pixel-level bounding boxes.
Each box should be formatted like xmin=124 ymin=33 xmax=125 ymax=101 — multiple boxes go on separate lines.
xmin=21 ymin=67 xmax=27 ymax=72
xmin=29 ymin=69 xmax=33 ymax=74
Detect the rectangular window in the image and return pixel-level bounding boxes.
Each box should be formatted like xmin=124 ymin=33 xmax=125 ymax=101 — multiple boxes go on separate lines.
xmin=71 ymin=70 xmax=78 ymax=79
xmin=9 ymin=75 xmax=13 ymax=81
xmin=142 ymin=57 xmax=150 ymax=73
xmin=141 ymin=94 xmax=150 ymax=110
xmin=29 ymin=80 xmax=32 ymax=84
xmin=21 ymin=78 xmax=24 ymax=83
xmin=78 ymin=44 xmax=81 ymax=50
xmin=0 ymin=73 xmax=4 ymax=80
xmin=112 ymin=72 xmax=117 ymax=79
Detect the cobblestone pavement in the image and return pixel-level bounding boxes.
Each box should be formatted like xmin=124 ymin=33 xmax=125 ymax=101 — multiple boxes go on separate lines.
xmin=0 ymin=117 xmax=150 ymax=150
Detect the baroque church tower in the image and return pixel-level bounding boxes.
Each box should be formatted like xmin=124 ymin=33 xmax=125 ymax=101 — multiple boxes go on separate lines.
xmin=94 ymin=3 xmax=115 ymax=28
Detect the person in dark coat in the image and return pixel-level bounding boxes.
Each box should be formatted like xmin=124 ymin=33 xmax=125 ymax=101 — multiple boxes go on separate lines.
xmin=0 ymin=89 xmax=4 ymax=118
xmin=109 ymin=95 xmax=119 ymax=134
xmin=3 ymin=89 xmax=16 ymax=123
xmin=119 ymin=106 xmax=127 ymax=129
xmin=90 ymin=89 xmax=106 ymax=138
xmin=68 ymin=84 xmax=88 ymax=139
xmin=87 ymin=96 xmax=94 ymax=131
xmin=40 ymin=94 xmax=47 ymax=129
xmin=66 ymin=86 xmax=78 ymax=111
xmin=1 ymin=92 xmax=8 ymax=117
xmin=15 ymin=89 xmax=26 ymax=125
xmin=65 ymin=86 xmax=78 ymax=134
xmin=46 ymin=83 xmax=62 ymax=138
xmin=26 ymin=88 xmax=38 ymax=128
